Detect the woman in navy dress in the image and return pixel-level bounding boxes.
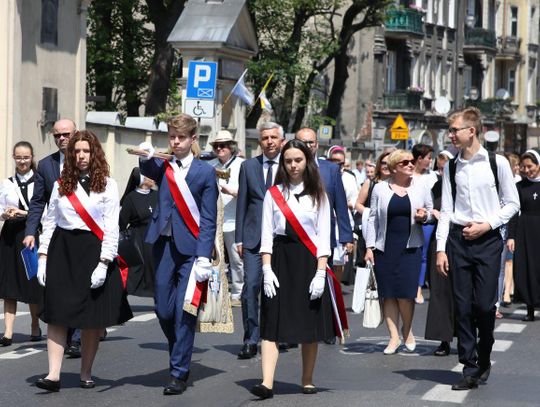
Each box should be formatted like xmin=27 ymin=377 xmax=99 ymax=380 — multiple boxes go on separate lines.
xmin=365 ymin=149 xmax=433 ymax=354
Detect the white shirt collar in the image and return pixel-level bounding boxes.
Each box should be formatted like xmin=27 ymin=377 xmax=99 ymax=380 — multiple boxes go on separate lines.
xmin=457 ymin=146 xmax=489 ymax=163
xmin=263 ymin=153 xmax=280 ymax=164
xmin=175 ymin=152 xmax=194 ymax=168
xmin=289 ymin=181 xmax=304 ymax=193
xmin=16 ymin=169 xmax=34 ymax=182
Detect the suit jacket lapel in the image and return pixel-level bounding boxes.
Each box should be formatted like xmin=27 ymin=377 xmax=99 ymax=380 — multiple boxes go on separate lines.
xmin=256 ymin=155 xmax=266 ymax=195
xmin=185 ymin=158 xmax=201 ymax=189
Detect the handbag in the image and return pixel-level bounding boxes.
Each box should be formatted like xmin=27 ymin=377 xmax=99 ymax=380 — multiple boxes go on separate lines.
xmin=362 ymin=264 xmax=383 ymax=328
xmin=352 ymin=262 xmax=372 ymax=314
xmin=117 ymin=228 xmax=144 ymax=267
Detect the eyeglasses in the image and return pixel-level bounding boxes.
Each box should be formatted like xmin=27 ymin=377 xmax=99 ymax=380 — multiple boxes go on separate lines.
xmin=448 ymin=126 xmax=471 ymax=135
xmin=213 ymin=143 xmax=230 ymax=150
xmin=14 ymin=156 xmax=32 ymax=162
xmin=397 ymin=159 xmax=416 ymax=167
xmin=53 ymin=132 xmax=71 ymax=139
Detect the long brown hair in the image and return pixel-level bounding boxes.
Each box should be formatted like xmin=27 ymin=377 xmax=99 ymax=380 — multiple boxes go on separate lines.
xmin=59 ymin=130 xmax=109 ymax=196
xmin=274 ymin=139 xmax=325 ymax=207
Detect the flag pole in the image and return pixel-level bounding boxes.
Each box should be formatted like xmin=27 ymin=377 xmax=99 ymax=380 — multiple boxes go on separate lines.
xmin=216 ymin=69 xmax=248 ymax=117
xmin=247 ymin=73 xmax=274 ymax=117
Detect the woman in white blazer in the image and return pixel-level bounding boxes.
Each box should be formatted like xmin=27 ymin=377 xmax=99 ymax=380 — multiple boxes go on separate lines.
xmin=365 ymin=149 xmax=433 ymax=355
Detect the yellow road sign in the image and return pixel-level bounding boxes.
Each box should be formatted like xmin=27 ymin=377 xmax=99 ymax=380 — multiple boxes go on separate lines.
xmin=390 ymin=114 xmax=409 ymax=140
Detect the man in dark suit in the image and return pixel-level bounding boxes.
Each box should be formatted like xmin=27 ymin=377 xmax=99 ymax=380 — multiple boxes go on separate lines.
xmin=139 ymin=113 xmax=218 ymax=396
xmin=23 ymin=118 xmax=82 ymax=357
xmin=295 ymin=128 xmax=354 ymax=258
xmin=235 ymin=122 xmax=284 ymax=359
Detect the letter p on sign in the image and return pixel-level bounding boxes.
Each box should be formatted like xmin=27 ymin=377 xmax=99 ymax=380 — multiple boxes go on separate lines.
xmin=194 ymin=65 xmax=211 ymax=87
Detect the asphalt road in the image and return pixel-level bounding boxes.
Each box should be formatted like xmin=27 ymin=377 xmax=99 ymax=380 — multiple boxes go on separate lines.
xmin=1 ymin=285 xmax=539 ymax=407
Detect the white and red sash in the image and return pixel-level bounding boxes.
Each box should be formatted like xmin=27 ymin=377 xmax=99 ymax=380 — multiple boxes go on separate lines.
xmin=163 ymin=160 xmax=208 ymax=313
xmin=60 ymin=180 xmax=128 ymax=289
xmin=269 ymin=185 xmax=349 ymax=342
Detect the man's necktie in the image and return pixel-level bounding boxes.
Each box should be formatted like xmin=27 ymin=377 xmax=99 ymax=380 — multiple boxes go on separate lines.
xmin=265 ymin=160 xmax=275 ymax=190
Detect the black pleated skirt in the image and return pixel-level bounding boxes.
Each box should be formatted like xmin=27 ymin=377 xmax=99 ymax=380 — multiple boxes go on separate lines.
xmin=0 ymin=219 xmax=42 ymax=303
xmin=40 ymin=227 xmax=132 ymax=329
xmin=260 ymin=231 xmax=335 ymax=344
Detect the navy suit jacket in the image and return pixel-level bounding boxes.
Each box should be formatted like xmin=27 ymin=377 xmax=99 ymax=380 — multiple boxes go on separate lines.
xmin=235 ymin=155 xmax=266 ymax=250
xmin=318 ymin=158 xmax=353 ymax=247
xmin=25 ymin=151 xmax=61 ymax=237
xmin=140 ymin=157 xmax=218 ymax=259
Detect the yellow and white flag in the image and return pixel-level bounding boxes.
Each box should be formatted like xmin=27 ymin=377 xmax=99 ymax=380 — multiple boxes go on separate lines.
xmin=258 ymin=73 xmax=274 ymax=112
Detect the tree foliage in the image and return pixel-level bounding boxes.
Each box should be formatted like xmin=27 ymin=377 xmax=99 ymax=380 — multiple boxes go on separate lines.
xmin=248 ymin=0 xmax=392 ymax=135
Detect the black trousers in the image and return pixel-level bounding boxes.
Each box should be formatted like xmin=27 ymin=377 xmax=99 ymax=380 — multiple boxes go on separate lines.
xmin=447 ymin=224 xmax=503 ymax=378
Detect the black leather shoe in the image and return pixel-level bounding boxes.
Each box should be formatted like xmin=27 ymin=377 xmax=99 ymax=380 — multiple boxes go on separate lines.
xmin=478 ymin=365 xmax=491 ymax=383
xmin=80 ymin=380 xmax=95 ymax=389
xmin=522 ymin=314 xmax=535 ymax=322
xmin=0 ymin=336 xmax=13 ymax=346
xmin=237 ymin=344 xmax=257 ymax=359
xmin=324 ymin=337 xmax=336 ymax=345
xmin=36 ymin=378 xmax=61 ymax=392
xmin=278 ymin=342 xmax=298 ymax=350
xmin=30 ymin=328 xmax=43 ymax=342
xmin=250 ymin=384 xmax=273 ymax=399
xmin=163 ymin=376 xmax=187 ymax=395
xmin=451 ymin=376 xmax=478 ymax=391
xmin=65 ymin=343 xmax=81 ymax=358
xmin=433 ymin=341 xmax=450 ymax=356
xmin=500 ymin=301 xmax=511 ymax=308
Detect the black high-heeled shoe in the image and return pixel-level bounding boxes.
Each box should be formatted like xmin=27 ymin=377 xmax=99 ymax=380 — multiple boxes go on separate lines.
xmin=0 ymin=336 xmax=12 ymax=346
xmin=30 ymin=328 xmax=43 ymax=342
xmin=251 ymin=384 xmax=273 ymax=399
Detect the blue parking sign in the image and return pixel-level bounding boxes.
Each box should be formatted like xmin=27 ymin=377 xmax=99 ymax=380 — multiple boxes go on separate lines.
xmin=186 ymin=61 xmax=218 ymax=100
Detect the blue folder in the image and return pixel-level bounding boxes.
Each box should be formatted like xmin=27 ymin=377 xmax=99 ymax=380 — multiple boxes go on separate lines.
xmin=20 ymin=247 xmax=38 ymax=280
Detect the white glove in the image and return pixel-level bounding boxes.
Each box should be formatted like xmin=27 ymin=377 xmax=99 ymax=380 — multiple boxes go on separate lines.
xmin=90 ymin=262 xmax=108 ymax=289
xmin=37 ymin=257 xmax=47 ymax=287
xmin=138 ymin=141 xmax=155 ymax=160
xmin=194 ymin=257 xmax=213 ymax=282
xmin=262 ymin=264 xmax=280 ymax=298
xmin=309 ymin=269 xmax=326 ymax=300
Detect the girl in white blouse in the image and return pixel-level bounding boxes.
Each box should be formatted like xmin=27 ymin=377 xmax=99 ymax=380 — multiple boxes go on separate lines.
xmin=0 ymin=141 xmax=42 ymax=346
xmin=251 ymin=139 xmax=332 ymax=399
xmin=35 ymin=131 xmax=131 ymax=392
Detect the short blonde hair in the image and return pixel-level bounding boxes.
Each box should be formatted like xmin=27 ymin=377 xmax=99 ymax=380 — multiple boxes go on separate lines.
xmin=447 ymin=107 xmax=482 ymax=135
xmin=167 ymin=113 xmax=198 ymax=136
xmin=386 ymin=149 xmax=413 ymax=172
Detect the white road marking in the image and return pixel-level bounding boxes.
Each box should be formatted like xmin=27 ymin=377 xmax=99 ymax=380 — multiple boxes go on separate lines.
xmin=421 ymin=384 xmax=469 ymax=404
xmin=0 ymin=312 xmax=30 ymax=320
xmin=512 ymin=309 xmax=539 ymax=316
xmin=130 ymin=313 xmax=157 ymax=322
xmin=492 ymin=340 xmax=513 ymax=352
xmin=494 ymin=323 xmax=526 ymax=333
xmin=0 ymin=347 xmax=42 ymax=360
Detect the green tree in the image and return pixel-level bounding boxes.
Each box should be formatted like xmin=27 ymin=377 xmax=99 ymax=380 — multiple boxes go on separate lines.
xmin=248 ymin=0 xmax=392 ymax=135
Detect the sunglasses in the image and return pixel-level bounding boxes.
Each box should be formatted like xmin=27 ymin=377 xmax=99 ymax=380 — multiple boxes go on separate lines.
xmin=53 ymin=132 xmax=71 ymax=139
xmin=397 ymin=159 xmax=416 ymax=167
xmin=213 ymin=143 xmax=230 ymax=150
xmin=298 ymin=139 xmax=316 ymax=146
xmin=448 ymin=126 xmax=471 ymax=135
xmin=381 ymin=161 xmax=388 ymax=166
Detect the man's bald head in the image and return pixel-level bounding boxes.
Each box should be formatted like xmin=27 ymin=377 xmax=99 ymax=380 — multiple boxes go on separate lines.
xmin=52 ymin=119 xmax=77 ymax=153
xmin=295 ymin=127 xmax=318 ymax=156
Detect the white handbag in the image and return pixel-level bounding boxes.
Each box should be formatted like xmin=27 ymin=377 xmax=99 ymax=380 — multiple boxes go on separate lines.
xmin=352 ymin=263 xmax=372 ymax=314
xmin=362 ymin=265 xmax=383 ymax=328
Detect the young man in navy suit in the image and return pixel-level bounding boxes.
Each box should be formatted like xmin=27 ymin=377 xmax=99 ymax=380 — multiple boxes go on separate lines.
xmin=295 ymin=128 xmax=354 ymax=259
xmin=139 ymin=113 xmax=218 ymax=396
xmin=23 ymin=118 xmax=82 ymax=357
xmin=235 ymin=122 xmax=284 ymax=359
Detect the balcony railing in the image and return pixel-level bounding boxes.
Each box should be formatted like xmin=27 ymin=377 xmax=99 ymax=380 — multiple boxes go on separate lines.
xmin=384 ymin=91 xmax=422 ymax=110
xmin=497 ymin=36 xmax=521 ymax=56
xmin=464 ymin=27 xmax=497 ymax=50
xmin=465 ymin=99 xmax=496 ymax=116
xmin=385 ymin=9 xmax=424 ymax=36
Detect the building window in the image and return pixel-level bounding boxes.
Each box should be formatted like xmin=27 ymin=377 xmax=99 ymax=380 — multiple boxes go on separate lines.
xmin=41 ymin=0 xmax=58 ymax=45
xmin=508 ymin=69 xmax=516 ymax=98
xmin=42 ymin=87 xmax=58 ymax=126
xmin=510 ymin=6 xmax=518 ymax=37
xmin=386 ymin=51 xmax=397 ymax=92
